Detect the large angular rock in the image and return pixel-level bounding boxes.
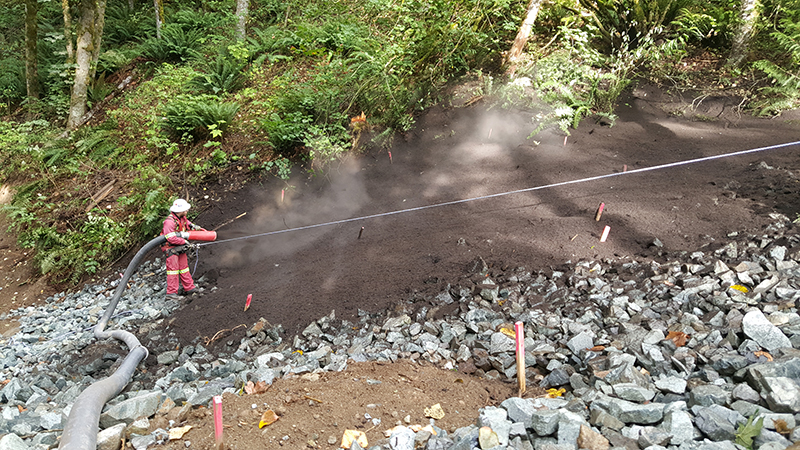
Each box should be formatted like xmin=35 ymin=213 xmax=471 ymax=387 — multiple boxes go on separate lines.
xmin=577 ymin=424 xmax=608 ymax=450
xmin=761 ymin=376 xmax=800 ymax=413
xmin=99 ymin=391 xmax=162 ymax=428
xmin=0 ymin=434 xmax=28 ymax=450
xmin=742 ymin=310 xmax=792 ymax=351
xmin=489 ymin=332 xmax=516 ymax=355
xmin=654 ymin=376 xmax=687 ymax=395
xmin=591 ymin=394 xmax=664 ymax=424
xmin=530 ymin=409 xmax=560 ymax=436
xmin=97 ymin=423 xmax=127 ymax=450
xmin=501 ymin=398 xmax=536 ymax=424
xmin=659 ymin=410 xmax=695 ymax=445
xmin=688 ymin=385 xmax=731 ymax=407
xmin=478 ymin=406 xmax=511 ymax=447
xmin=567 ymin=332 xmax=593 ymax=356
xmin=691 ymin=405 xmax=745 ymax=441
xmin=612 ymin=383 xmax=656 ymax=402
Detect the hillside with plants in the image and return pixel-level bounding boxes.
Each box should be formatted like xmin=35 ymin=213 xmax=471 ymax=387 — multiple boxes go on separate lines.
xmin=0 ymin=0 xmax=799 ymax=285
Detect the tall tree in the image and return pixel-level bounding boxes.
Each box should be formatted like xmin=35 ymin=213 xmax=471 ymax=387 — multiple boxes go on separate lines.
xmin=235 ymin=0 xmax=248 ymax=40
xmin=66 ymin=0 xmax=106 ymax=129
xmin=505 ymin=0 xmax=543 ymax=75
xmin=153 ymin=0 xmax=163 ymax=38
xmin=25 ymin=0 xmax=40 ymax=110
xmin=89 ymin=0 xmax=106 ymax=79
xmin=62 ymin=0 xmax=74 ymax=64
xmin=728 ymin=0 xmax=760 ymax=67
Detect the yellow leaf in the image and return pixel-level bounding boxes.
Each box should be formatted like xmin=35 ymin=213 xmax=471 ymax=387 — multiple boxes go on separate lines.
xmin=500 ymin=327 xmax=516 ymax=338
xmin=730 ymin=285 xmax=749 ymax=293
xmin=546 ymin=388 xmax=565 ymax=398
xmin=258 ymin=410 xmax=279 ymax=428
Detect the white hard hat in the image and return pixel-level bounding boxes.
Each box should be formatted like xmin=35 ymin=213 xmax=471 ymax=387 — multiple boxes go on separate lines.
xmin=169 ymin=198 xmax=191 ymax=213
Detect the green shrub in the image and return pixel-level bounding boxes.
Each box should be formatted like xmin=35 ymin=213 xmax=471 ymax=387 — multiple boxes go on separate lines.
xmin=0 ymin=57 xmax=25 ymax=111
xmin=261 ymin=111 xmax=313 ymax=153
xmin=105 ymin=2 xmax=153 ymax=44
xmin=21 ymin=213 xmax=130 ymax=284
xmin=142 ymin=24 xmax=204 ymax=63
xmin=163 ymin=95 xmax=240 ymax=140
xmin=579 ymin=0 xmax=688 ymax=53
xmin=753 ymin=18 xmax=800 ymax=115
xmin=117 ymin=167 xmax=173 ymax=237
xmin=189 ymin=53 xmax=245 ymax=94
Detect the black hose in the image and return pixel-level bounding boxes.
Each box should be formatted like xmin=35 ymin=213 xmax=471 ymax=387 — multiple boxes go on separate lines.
xmin=59 ymin=235 xmax=167 ymax=450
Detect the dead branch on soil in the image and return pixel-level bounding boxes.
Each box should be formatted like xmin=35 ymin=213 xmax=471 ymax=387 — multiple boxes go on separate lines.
xmin=204 ymin=324 xmax=247 ymax=346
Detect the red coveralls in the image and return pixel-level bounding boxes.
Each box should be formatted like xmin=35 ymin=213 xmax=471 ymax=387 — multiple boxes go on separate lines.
xmin=162 ymin=213 xmax=198 ymax=295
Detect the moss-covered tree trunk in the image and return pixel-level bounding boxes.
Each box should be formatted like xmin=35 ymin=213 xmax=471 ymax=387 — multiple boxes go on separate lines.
xmin=235 ymin=0 xmax=248 ymax=40
xmin=67 ymin=0 xmax=102 ymax=130
xmin=25 ymin=0 xmax=40 ymax=110
xmin=62 ymin=0 xmax=74 ymax=64
xmin=727 ymin=0 xmax=760 ymax=67
xmin=24 ymin=0 xmax=39 ymax=103
xmin=89 ymin=0 xmax=107 ymax=79
xmin=505 ymin=0 xmax=543 ymax=75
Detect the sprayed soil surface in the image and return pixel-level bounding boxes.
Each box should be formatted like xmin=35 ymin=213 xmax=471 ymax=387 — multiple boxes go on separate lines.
xmin=169 ymin=84 xmax=800 ymax=348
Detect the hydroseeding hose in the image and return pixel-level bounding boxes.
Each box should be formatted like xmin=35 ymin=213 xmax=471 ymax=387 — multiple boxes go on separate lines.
xmin=58 ymin=230 xmax=217 ymax=450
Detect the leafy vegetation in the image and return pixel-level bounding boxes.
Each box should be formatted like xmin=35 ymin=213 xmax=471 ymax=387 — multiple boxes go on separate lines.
xmin=0 ymin=0 xmax=798 ymax=284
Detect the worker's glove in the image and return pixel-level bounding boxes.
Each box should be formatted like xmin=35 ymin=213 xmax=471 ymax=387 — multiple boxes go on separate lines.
xmin=186 ymin=243 xmax=198 ymax=252
xmin=191 ymin=224 xmax=205 ymax=231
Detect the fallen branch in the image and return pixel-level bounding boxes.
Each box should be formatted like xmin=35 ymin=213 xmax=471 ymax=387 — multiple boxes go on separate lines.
xmin=204 ymin=324 xmax=247 ymax=346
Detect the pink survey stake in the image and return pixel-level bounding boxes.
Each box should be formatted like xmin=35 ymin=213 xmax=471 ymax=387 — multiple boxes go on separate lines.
xmin=514 ymin=321 xmax=524 ymax=358
xmin=213 ymin=395 xmax=223 ymax=445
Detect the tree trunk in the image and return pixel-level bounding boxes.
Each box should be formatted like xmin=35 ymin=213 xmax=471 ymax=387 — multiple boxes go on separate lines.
xmin=25 ymin=0 xmax=40 ymax=108
xmin=63 ymin=0 xmax=74 ymax=64
xmin=153 ymin=0 xmax=163 ymax=39
xmin=235 ymin=0 xmax=248 ymax=40
xmin=66 ymin=0 xmax=98 ymax=130
xmin=89 ymin=0 xmax=107 ymax=79
xmin=727 ymin=0 xmax=759 ymax=67
xmin=505 ymin=0 xmax=543 ymax=76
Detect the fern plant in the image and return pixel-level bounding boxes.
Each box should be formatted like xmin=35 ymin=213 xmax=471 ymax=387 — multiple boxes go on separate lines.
xmin=753 ymin=19 xmax=800 ymax=115
xmin=142 ymin=24 xmax=203 ymax=63
xmin=189 ymin=53 xmax=245 ymax=94
xmin=163 ymin=95 xmax=240 ymax=140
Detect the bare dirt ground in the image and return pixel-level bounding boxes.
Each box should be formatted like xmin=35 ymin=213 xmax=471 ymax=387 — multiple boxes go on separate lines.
xmin=155 ymin=359 xmax=519 ymax=450
xmin=2 ymin=82 xmax=800 ymax=449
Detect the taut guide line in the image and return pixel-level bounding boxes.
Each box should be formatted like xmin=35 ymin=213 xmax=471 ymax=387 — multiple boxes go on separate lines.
xmin=199 ymin=140 xmax=800 ymax=247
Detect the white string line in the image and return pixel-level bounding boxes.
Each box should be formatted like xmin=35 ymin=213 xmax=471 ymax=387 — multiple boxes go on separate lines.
xmin=201 ymin=140 xmax=800 ymax=247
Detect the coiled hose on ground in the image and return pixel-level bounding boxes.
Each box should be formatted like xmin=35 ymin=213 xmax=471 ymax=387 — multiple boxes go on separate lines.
xmin=58 ymin=231 xmax=216 ymax=450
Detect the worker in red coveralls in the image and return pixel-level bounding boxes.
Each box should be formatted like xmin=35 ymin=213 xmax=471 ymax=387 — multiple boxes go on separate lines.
xmin=162 ymin=199 xmax=206 ymax=299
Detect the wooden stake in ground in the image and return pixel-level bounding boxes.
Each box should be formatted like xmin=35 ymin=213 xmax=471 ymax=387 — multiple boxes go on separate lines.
xmin=514 ymin=321 xmax=526 ymax=397
xmin=244 ymin=294 xmax=252 ymax=311
xmin=595 ymin=202 xmax=605 ymax=221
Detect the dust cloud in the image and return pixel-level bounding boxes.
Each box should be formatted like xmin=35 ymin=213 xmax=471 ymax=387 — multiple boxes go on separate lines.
xmin=213 ymin=157 xmax=369 ymax=268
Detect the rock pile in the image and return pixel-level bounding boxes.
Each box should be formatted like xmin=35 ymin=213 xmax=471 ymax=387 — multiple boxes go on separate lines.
xmin=1 ymin=214 xmax=800 ymax=450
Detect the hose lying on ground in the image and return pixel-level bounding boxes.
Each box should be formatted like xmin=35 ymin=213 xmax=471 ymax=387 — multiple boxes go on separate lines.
xmin=58 ymin=230 xmax=216 ymax=450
